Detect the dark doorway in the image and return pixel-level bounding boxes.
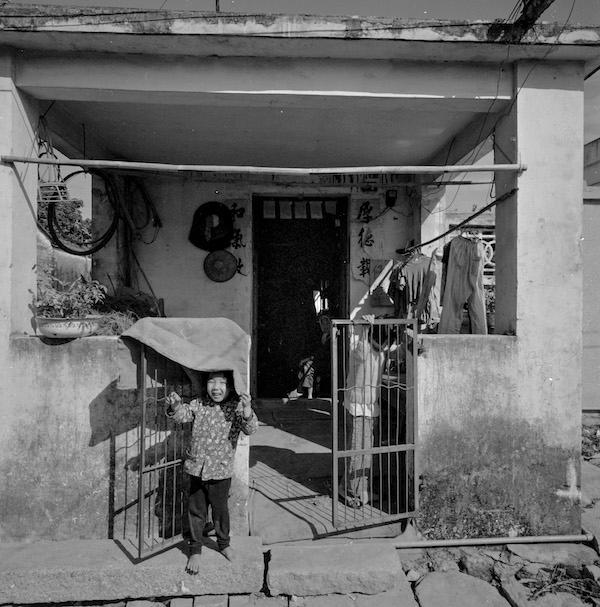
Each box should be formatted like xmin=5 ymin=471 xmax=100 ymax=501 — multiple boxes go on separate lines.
xmin=253 ymin=196 xmax=348 ymax=398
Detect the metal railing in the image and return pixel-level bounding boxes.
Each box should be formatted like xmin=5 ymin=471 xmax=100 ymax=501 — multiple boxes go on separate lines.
xmin=332 ymin=319 xmax=418 ymax=530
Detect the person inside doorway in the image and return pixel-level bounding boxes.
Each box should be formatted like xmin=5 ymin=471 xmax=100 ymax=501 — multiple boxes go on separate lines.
xmin=284 ymin=310 xmax=333 ymax=401
xmin=338 ymin=315 xmax=388 ymax=508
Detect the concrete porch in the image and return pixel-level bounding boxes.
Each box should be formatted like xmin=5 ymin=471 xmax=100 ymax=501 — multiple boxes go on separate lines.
xmin=249 ymin=398 xmax=407 ymax=544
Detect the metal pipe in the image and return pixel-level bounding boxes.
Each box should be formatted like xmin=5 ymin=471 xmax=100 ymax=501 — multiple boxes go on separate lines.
xmin=1 ymin=155 xmax=526 ymax=175
xmin=394 ymin=533 xmax=594 ymax=549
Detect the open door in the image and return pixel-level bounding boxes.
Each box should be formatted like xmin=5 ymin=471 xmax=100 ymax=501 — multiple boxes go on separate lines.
xmin=254 ymin=196 xmax=348 ymax=398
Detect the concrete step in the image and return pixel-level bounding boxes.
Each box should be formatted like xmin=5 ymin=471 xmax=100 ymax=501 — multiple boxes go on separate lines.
xmin=0 ymin=537 xmax=264 ymax=604
xmin=266 ymin=539 xmax=411 ymax=599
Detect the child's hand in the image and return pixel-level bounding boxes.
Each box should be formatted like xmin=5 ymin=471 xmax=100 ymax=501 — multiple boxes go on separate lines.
xmin=362 ymin=314 xmax=375 ymax=324
xmin=165 ymin=391 xmax=181 ymax=408
xmin=239 ymin=393 xmax=253 ymax=419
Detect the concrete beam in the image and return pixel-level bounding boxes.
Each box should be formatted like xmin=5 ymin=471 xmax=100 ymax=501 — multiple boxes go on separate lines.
xmin=16 ymin=53 xmax=512 ymax=111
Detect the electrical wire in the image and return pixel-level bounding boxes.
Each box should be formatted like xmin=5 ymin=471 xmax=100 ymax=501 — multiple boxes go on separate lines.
xmin=399 ymin=188 xmax=518 ymax=255
xmin=425 ymin=0 xmax=576 ymax=218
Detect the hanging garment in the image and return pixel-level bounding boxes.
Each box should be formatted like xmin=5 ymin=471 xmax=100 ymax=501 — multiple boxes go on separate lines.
xmin=414 ymin=249 xmax=443 ymax=329
xmin=387 ymin=253 xmax=433 ymax=321
xmin=438 ymin=236 xmax=487 ymax=334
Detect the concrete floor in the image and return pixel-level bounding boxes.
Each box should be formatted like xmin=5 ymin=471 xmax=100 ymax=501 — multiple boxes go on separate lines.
xmin=248 ymin=398 xmax=406 ymax=544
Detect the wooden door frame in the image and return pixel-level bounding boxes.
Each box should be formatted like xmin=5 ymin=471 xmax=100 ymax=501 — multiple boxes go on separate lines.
xmin=251 ymin=193 xmax=350 ymax=397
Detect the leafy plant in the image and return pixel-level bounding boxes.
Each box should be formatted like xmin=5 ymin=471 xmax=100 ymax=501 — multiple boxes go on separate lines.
xmin=35 ymin=273 xmax=107 ymax=319
xmin=38 ymin=197 xmax=92 ymax=246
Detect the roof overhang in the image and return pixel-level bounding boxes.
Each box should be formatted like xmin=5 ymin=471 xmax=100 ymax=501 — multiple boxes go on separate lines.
xmin=2 ymin=5 xmax=600 ymax=70
xmin=1 ymin=4 xmax=598 ymax=169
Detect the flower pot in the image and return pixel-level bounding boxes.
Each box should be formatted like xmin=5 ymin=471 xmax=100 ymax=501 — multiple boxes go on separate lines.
xmin=35 ymin=316 xmax=102 ymax=338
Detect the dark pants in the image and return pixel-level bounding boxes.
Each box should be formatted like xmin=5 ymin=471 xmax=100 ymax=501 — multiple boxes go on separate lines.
xmin=187 ymin=474 xmax=231 ymax=554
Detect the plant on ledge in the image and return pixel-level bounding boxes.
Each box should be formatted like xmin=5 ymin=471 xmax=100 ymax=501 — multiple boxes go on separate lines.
xmin=34 ymin=270 xmax=108 ymax=338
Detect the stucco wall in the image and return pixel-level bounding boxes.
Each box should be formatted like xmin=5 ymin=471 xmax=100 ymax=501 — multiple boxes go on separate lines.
xmin=125 ymin=175 xmax=414 ymax=328
xmin=123 ymin=176 xmax=254 ymax=332
xmin=583 ymin=199 xmax=600 ymax=411
xmin=417 ymin=335 xmax=580 ymax=538
xmin=1 ymin=336 xmax=250 ymax=544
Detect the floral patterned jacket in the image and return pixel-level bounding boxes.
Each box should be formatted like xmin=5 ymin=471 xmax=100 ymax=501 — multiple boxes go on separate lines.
xmin=167 ymin=396 xmax=258 ymax=480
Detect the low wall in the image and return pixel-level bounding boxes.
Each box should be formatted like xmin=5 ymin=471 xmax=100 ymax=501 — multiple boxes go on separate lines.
xmin=417 ymin=335 xmax=580 ymax=539
xmin=1 ymin=336 xmax=249 ymax=544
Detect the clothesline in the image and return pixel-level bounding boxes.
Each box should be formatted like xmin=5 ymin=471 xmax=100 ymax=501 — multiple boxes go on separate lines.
xmin=396 ymin=187 xmax=518 ymax=256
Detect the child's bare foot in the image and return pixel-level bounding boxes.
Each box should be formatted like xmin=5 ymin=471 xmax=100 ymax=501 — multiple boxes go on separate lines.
xmin=220 ymin=546 xmax=235 ymax=561
xmin=186 ymin=553 xmax=202 ymax=574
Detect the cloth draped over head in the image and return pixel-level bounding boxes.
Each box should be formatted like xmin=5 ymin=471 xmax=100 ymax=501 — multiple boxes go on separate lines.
xmin=122 ymin=317 xmax=250 ymax=394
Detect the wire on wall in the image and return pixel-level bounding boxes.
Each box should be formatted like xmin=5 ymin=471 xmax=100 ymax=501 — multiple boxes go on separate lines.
xmin=398 ymin=188 xmax=518 ymax=256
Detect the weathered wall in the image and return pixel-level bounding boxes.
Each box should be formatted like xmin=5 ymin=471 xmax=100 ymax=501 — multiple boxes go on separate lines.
xmin=123 ymin=176 xmax=254 ymax=332
xmin=417 ymin=335 xmax=580 ymax=538
xmin=0 ymin=50 xmax=39 ymax=395
xmin=348 ymin=185 xmax=416 ymax=318
xmin=121 ymin=175 xmax=413 ymax=329
xmin=2 ymin=336 xmax=250 ymax=543
xmin=583 ymin=196 xmax=600 ymax=411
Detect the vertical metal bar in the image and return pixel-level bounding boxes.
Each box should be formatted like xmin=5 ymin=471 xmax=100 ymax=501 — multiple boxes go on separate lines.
xmin=150 ymin=365 xmax=158 ymax=548
xmin=160 ymin=361 xmax=167 ymax=545
xmin=395 ymin=324 xmax=400 ymax=446
xmin=331 ymin=321 xmax=339 ymax=528
xmin=137 ymin=345 xmax=147 ymax=559
xmin=395 ymin=451 xmax=399 ymax=515
xmin=342 ymin=323 xmax=348 ymax=526
xmin=411 ymin=319 xmax=419 ymax=513
xmin=123 ymin=425 xmax=128 ymax=540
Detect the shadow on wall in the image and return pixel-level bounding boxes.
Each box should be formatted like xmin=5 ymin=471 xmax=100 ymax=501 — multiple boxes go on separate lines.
xmin=0 ymin=350 xmax=185 ymax=542
xmin=0 ymin=401 xmax=112 ymax=541
xmin=0 ymin=378 xmax=146 ymax=542
xmin=417 ymin=414 xmax=580 ymax=539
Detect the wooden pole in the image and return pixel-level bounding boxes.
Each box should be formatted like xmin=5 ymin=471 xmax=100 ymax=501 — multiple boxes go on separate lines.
xmin=1 ymin=155 xmax=526 ymax=175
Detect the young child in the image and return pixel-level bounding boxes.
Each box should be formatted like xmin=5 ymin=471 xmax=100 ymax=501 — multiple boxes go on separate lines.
xmin=165 ymin=370 xmax=258 ymax=574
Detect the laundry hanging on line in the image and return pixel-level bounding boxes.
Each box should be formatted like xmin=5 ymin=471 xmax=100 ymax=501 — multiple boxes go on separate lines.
xmin=438 ymin=235 xmax=487 ymax=334
xmin=387 ymin=251 xmax=442 ymax=329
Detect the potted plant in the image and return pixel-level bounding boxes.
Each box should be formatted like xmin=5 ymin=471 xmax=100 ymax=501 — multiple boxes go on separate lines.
xmin=34 ymin=272 xmax=108 ymax=338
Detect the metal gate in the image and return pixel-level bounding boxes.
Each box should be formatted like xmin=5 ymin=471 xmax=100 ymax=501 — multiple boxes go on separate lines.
xmin=331 ymin=319 xmax=418 ymax=530
xmin=123 ymin=345 xmax=191 ymax=559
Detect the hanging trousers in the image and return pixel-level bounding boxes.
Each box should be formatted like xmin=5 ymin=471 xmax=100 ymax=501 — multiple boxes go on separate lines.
xmin=186 ymin=474 xmax=231 ymax=554
xmin=439 ymin=236 xmax=487 ymax=334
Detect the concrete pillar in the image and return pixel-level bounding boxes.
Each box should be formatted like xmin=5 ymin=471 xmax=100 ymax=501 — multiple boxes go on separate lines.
xmin=0 ymin=51 xmax=38 ymax=404
xmin=495 ymin=61 xmax=584 ymax=445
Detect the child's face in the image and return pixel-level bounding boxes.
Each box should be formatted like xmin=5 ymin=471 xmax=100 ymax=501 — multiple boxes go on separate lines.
xmin=207 ymin=373 xmax=231 ymax=403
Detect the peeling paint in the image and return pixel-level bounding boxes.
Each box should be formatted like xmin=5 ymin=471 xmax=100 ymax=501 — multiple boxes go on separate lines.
xmin=0 ymin=6 xmax=599 ymax=48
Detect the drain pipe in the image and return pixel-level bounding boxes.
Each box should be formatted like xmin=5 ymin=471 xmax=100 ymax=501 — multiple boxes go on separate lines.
xmin=394 ymin=533 xmax=594 ymax=550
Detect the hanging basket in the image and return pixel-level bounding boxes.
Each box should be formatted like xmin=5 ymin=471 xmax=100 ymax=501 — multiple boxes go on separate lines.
xmin=38 ymin=180 xmax=72 ymax=205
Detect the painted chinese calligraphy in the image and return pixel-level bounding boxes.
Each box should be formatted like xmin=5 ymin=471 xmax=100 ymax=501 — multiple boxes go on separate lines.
xmin=357 ymin=257 xmax=371 ymax=278
xmin=358 ymin=226 xmax=374 ymax=248
xmin=356 ymin=200 xmax=374 ymax=223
